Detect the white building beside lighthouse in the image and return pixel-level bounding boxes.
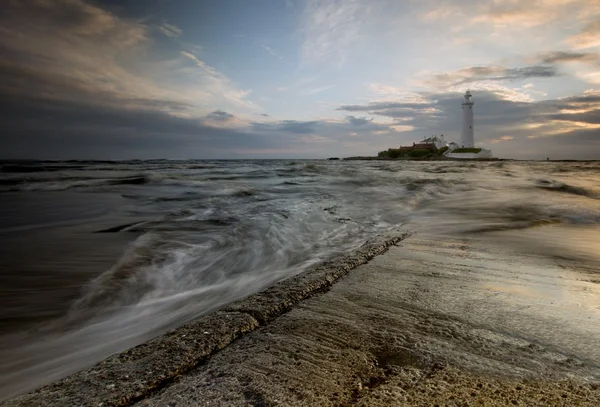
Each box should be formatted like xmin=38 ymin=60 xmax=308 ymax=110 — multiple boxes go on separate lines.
xmin=461 ymin=90 xmax=474 ymax=148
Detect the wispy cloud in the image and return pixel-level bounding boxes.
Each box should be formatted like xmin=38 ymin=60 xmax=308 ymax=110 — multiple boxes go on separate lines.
xmin=180 ymin=51 xmax=255 ymax=110
xmin=299 ymin=85 xmax=335 ymax=95
xmin=277 ymin=77 xmax=316 ymax=92
xmin=300 ymin=0 xmax=371 ymax=68
xmin=261 ymin=45 xmax=283 ymax=60
xmin=159 ymin=23 xmax=182 ymax=38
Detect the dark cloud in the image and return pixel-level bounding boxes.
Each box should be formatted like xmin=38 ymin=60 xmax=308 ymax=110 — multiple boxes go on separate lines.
xmin=0 ymin=0 xmax=150 ymax=109
xmin=424 ymin=64 xmax=559 ymax=88
xmin=2 ymin=85 xmax=598 ymax=159
xmin=0 ymin=96 xmax=286 ymax=159
xmin=548 ymin=110 xmax=600 ymax=124
xmin=536 ymin=93 xmax=600 ymax=113
xmin=278 ymin=120 xmax=318 ymax=134
xmin=206 ymin=110 xmax=235 ymax=121
xmin=539 ymin=51 xmax=599 ymax=64
xmin=452 ymin=65 xmax=559 ymax=85
xmin=260 ymin=113 xmax=270 ymax=117
xmin=502 ymin=66 xmax=558 ymax=79
xmin=345 ymin=116 xmax=373 ymax=126
xmin=510 ymin=129 xmax=600 ymax=160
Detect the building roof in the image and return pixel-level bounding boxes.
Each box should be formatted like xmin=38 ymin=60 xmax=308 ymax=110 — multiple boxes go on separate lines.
xmin=421 ymin=136 xmax=440 ymax=143
xmin=413 ymin=143 xmax=438 ymax=150
xmin=397 ymin=143 xmax=438 ymax=151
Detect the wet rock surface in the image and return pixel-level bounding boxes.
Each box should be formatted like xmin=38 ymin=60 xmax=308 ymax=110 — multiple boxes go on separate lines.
xmin=1 ymin=233 xmax=409 ymax=406
xmin=4 ymin=230 xmax=600 ymax=406
xmin=138 ymin=233 xmax=600 ymax=406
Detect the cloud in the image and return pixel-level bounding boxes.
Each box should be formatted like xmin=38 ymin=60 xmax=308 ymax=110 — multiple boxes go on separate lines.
xmin=567 ymin=20 xmax=600 ymax=49
xmin=337 ymin=100 xmax=440 ymax=124
xmin=2 ymin=0 xmax=600 ymax=161
xmin=334 ymin=86 xmax=600 ymax=158
xmin=539 ymin=51 xmax=599 ymax=64
xmin=0 ymin=95 xmax=279 ymax=159
xmin=261 ymin=45 xmax=283 ymax=60
xmin=345 ymin=116 xmax=373 ymax=126
xmin=419 ymin=65 xmax=559 ymax=89
xmin=337 ymin=101 xmax=433 ymax=112
xmin=300 ymin=0 xmax=371 ymax=68
xmin=576 ymin=71 xmax=600 ymax=84
xmin=0 ymin=0 xmax=255 ymax=121
xmin=179 ymin=51 xmax=255 ymax=110
xmin=471 ymin=3 xmax=561 ymax=29
xmin=389 ymin=125 xmax=416 ymax=132
xmin=366 ymin=84 xmax=430 ymax=102
xmin=422 ymin=0 xmax=595 ymax=32
xmin=4 ymin=84 xmax=599 ymax=159
xmin=206 ymin=110 xmax=235 ymax=121
xmin=489 ymin=136 xmax=515 ymax=144
xmin=278 ymin=120 xmax=319 ymax=134
xmin=159 ymin=23 xmax=182 ymax=38
xmin=300 ymin=85 xmax=336 ymax=96
xmin=1 ymin=93 xmax=396 ymax=159
xmin=277 ymin=77 xmax=316 ymax=93
xmin=0 ymin=0 xmax=147 ymax=102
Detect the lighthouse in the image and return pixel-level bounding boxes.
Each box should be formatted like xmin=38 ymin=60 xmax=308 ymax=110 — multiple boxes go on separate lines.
xmin=461 ymin=90 xmax=474 ymax=148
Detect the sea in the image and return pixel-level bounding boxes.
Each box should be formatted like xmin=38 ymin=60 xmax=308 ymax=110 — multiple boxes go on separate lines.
xmin=1 ymin=159 xmax=599 ymax=400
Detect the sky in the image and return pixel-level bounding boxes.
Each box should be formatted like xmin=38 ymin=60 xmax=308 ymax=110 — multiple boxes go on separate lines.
xmin=1 ymin=0 xmax=599 ymax=160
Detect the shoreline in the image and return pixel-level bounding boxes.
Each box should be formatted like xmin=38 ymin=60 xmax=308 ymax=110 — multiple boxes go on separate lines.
xmin=1 ymin=231 xmax=410 ymax=406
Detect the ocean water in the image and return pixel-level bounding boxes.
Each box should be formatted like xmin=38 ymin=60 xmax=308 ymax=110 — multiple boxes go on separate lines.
xmin=1 ymin=159 xmax=599 ymax=400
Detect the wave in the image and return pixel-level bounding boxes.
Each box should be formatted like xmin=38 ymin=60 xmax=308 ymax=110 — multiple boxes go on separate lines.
xmin=4 ymin=175 xmax=152 ymax=192
xmin=536 ymin=180 xmax=598 ymax=199
xmin=233 ymin=189 xmax=256 ymax=197
xmin=1 ymin=164 xmax=85 ymax=173
xmin=404 ymin=177 xmax=459 ymax=191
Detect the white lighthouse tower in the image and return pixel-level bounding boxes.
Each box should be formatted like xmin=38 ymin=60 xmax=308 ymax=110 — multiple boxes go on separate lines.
xmin=461 ymin=90 xmax=474 ymax=148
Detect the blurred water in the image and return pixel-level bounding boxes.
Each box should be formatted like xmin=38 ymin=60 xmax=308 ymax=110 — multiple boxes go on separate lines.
xmin=1 ymin=159 xmax=599 ymax=400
